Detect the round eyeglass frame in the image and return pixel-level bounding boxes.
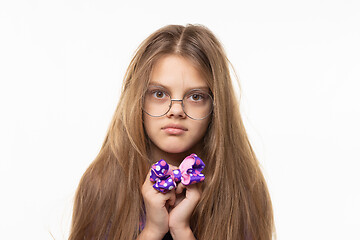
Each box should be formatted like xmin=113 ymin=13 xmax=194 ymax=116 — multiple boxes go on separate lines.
xmin=142 ymin=89 xmax=214 ymax=120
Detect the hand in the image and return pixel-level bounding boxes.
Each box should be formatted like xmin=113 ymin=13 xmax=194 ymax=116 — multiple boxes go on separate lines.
xmin=140 ymin=170 xmax=176 ymax=239
xmin=168 ymin=182 xmax=202 ymax=239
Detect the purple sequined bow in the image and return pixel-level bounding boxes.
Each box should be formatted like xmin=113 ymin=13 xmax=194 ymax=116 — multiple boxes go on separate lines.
xmin=149 ymin=153 xmax=205 ymax=193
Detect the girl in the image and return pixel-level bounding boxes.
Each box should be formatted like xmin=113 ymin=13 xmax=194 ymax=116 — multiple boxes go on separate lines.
xmin=69 ymin=24 xmax=275 ymax=240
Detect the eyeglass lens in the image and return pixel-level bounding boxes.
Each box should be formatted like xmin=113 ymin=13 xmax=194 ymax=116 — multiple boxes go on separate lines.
xmin=143 ymin=89 xmax=213 ymax=120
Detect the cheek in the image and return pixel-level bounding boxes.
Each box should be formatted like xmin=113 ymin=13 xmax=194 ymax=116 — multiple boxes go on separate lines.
xmin=143 ymin=116 xmax=155 ymax=136
xmin=193 ymin=119 xmax=210 ymax=139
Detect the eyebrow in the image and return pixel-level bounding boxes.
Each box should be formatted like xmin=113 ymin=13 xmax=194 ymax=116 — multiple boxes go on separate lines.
xmin=148 ymin=82 xmax=210 ymax=92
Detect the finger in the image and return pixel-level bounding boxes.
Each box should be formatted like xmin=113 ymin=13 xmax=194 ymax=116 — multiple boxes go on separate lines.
xmin=142 ymin=169 xmax=155 ymax=191
xmin=168 ymin=164 xmax=177 ymax=171
xmin=142 ymin=169 xmax=166 ymax=198
xmin=176 ymin=182 xmax=186 ymax=195
xmin=143 ymin=168 xmax=153 ymax=184
xmin=167 ymin=190 xmax=176 ymax=206
xmin=184 ymin=183 xmax=202 ymax=202
xmin=190 ymin=181 xmax=203 ymax=193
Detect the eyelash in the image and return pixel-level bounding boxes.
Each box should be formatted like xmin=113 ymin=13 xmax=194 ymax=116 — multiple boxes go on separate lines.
xmin=147 ymin=88 xmax=207 ymax=101
xmin=150 ymin=90 xmax=168 ymax=99
xmin=188 ymin=93 xmax=204 ymax=101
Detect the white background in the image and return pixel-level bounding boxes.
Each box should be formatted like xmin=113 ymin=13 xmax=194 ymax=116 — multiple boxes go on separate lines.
xmin=1 ymin=0 xmax=359 ymax=239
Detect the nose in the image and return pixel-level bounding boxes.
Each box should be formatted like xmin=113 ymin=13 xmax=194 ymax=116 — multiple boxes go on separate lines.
xmin=166 ymin=100 xmax=185 ymax=118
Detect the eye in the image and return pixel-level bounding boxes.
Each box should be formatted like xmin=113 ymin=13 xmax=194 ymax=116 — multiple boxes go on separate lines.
xmin=151 ymin=90 xmax=168 ymax=99
xmin=187 ymin=91 xmax=208 ymax=102
xmin=190 ymin=93 xmax=204 ymax=101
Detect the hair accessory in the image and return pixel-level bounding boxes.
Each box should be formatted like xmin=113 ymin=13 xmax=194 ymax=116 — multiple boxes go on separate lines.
xmin=149 ymin=153 xmax=205 ymax=193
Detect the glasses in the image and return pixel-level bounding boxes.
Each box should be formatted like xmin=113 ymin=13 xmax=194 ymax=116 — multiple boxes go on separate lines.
xmin=142 ymin=87 xmax=213 ymax=120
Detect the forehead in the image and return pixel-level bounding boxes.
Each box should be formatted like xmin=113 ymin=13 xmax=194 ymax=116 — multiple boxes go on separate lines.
xmin=149 ymin=55 xmax=208 ymax=92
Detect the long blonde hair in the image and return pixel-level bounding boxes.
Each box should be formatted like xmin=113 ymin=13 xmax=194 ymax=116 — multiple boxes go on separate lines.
xmin=69 ymin=24 xmax=275 ymax=240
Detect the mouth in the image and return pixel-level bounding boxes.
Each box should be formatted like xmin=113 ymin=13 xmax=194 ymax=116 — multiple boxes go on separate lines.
xmin=161 ymin=124 xmax=188 ymax=135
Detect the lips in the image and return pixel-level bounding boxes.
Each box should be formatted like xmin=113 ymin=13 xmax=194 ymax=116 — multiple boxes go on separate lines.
xmin=161 ymin=124 xmax=188 ymax=135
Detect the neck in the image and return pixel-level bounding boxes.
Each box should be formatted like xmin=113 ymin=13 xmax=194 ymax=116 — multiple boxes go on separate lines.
xmin=148 ymin=141 xmax=203 ymax=167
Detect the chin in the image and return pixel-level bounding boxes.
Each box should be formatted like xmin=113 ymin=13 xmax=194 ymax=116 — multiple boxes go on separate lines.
xmin=158 ymin=142 xmax=191 ymax=154
xmin=162 ymin=147 xmax=189 ymax=154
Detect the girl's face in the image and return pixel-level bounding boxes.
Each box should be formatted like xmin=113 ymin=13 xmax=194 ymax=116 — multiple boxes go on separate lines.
xmin=143 ymin=55 xmax=211 ymax=161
